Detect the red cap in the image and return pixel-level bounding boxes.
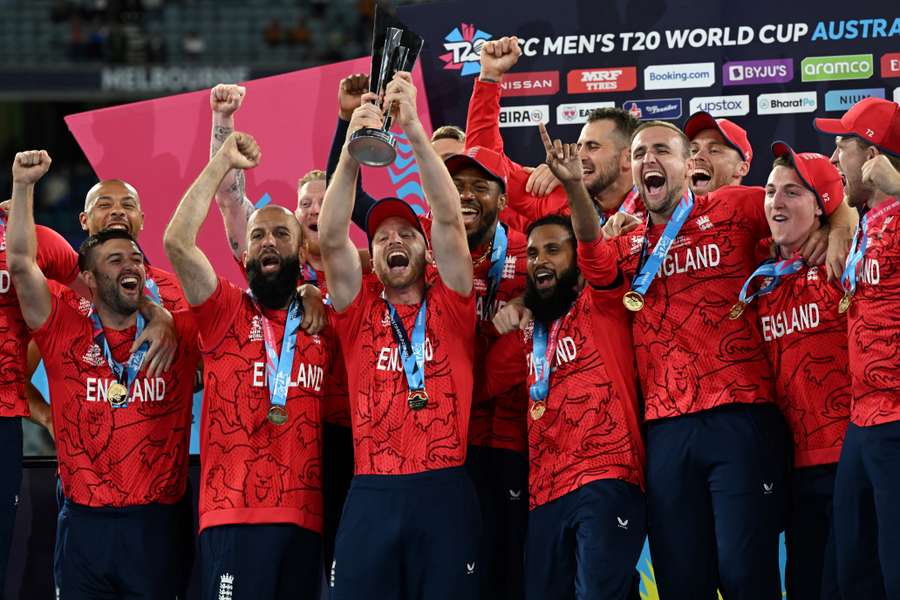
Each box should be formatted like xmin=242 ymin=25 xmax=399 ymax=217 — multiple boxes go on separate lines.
xmin=814 ymin=97 xmax=900 ymax=157
xmin=684 ymin=111 xmax=753 ymax=166
xmin=365 ymin=197 xmax=427 ymax=244
xmin=444 ymin=146 xmax=508 ymax=190
xmin=771 ymin=141 xmax=844 ymax=217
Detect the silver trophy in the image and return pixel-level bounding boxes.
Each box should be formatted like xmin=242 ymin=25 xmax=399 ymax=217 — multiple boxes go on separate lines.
xmin=348 ymin=9 xmax=423 ymax=167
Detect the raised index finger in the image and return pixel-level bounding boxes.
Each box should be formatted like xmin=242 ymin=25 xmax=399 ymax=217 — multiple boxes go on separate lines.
xmin=538 ymin=122 xmax=554 ymax=155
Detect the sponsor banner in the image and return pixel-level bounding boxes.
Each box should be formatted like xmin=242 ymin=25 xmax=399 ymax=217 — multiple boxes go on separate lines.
xmin=499 ymin=71 xmax=560 ymax=97
xmin=499 ymin=104 xmax=550 ymax=127
xmin=439 ymin=23 xmax=493 ymax=76
xmin=801 ymin=54 xmax=874 ymax=82
xmin=566 ymin=67 xmax=637 ymax=94
xmin=722 ymin=58 xmax=793 ymax=85
xmin=824 ymin=88 xmax=885 ymax=111
xmin=623 ymin=98 xmax=683 ymax=120
xmin=882 ymin=53 xmax=900 ymax=78
xmin=644 ymin=62 xmax=715 ymax=90
xmin=757 ymin=91 xmax=818 ymax=115
xmin=689 ymin=94 xmax=751 ymax=117
xmin=556 ymin=101 xmax=616 ymax=125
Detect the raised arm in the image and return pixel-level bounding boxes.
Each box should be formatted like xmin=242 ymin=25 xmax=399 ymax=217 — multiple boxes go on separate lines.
xmin=319 ymin=99 xmax=382 ymax=312
xmin=538 ymin=122 xmax=599 ymax=242
xmin=6 ymin=151 xmax=54 ymax=330
xmin=164 ymin=132 xmax=260 ymax=305
xmin=384 ymin=72 xmax=472 ymax=295
xmin=209 ymin=83 xmax=254 ymax=259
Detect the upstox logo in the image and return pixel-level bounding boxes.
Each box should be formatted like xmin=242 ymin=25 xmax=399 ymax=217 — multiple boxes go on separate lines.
xmin=801 ymin=54 xmax=873 ymax=82
xmin=689 ymin=95 xmax=750 ymax=117
xmin=757 ymin=91 xmax=817 ymax=115
xmin=440 ymin=24 xmax=492 ymax=77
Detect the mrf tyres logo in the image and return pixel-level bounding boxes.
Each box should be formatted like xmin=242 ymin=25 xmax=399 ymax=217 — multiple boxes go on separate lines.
xmin=801 ymin=54 xmax=873 ymax=82
xmin=440 ymin=24 xmax=492 ymax=77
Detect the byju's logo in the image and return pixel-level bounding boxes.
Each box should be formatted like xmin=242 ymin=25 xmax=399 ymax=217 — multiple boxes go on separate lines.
xmin=556 ymin=101 xmax=615 ymax=125
xmin=644 ymin=62 xmax=715 ymax=90
xmin=723 ymin=59 xmax=793 ymax=86
xmin=498 ymin=105 xmax=549 ymax=128
xmin=757 ymin=91 xmax=817 ymax=115
xmin=623 ymin=98 xmax=683 ymax=121
xmin=824 ymin=88 xmax=885 ymax=112
xmin=801 ymin=54 xmax=874 ymax=82
xmin=440 ymin=24 xmax=492 ymax=77
xmin=689 ymin=95 xmax=750 ymax=117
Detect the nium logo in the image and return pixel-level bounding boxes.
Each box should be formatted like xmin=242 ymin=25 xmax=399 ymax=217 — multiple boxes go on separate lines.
xmin=622 ymin=98 xmax=683 ymax=121
xmin=757 ymin=92 xmax=818 ymax=115
xmin=824 ymin=88 xmax=885 ymax=112
xmin=644 ymin=62 xmax=715 ymax=90
xmin=723 ymin=58 xmax=793 ymax=86
xmin=500 ymin=71 xmax=560 ymax=97
xmin=689 ymin=95 xmax=750 ymax=117
xmin=439 ymin=23 xmax=492 ymax=77
xmin=801 ymin=54 xmax=874 ymax=82
xmin=567 ymin=67 xmax=637 ymax=94
xmin=498 ymin=104 xmax=550 ymax=128
xmin=555 ymin=101 xmax=616 ymax=125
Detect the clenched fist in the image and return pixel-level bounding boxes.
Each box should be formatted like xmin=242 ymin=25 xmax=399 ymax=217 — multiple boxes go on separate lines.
xmin=862 ymin=154 xmax=900 ymax=197
xmin=339 ymin=73 xmax=370 ymax=121
xmin=210 ymin=84 xmax=246 ymax=117
xmin=12 ymin=150 xmax=52 ymax=185
xmin=219 ymin=132 xmax=261 ymax=170
xmin=479 ymin=36 xmax=522 ymax=81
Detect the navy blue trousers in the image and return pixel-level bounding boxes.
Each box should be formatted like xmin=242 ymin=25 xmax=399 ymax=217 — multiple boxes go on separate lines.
xmin=0 ymin=418 xmax=22 ymax=600
xmin=834 ymin=420 xmax=900 ymax=599
xmin=525 ymin=479 xmax=646 ymax=600
xmin=646 ymin=403 xmax=788 ymax=600
xmin=785 ymin=463 xmax=840 ymax=600
xmin=466 ymin=445 xmax=528 ymax=600
xmin=322 ymin=423 xmax=354 ymax=570
xmin=199 ymin=523 xmax=322 ymax=600
xmin=54 ymin=495 xmax=193 ymax=600
xmin=329 ymin=466 xmax=480 ymax=600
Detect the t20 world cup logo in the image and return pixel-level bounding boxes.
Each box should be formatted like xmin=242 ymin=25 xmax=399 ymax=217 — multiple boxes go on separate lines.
xmin=439 ymin=23 xmax=492 ymax=76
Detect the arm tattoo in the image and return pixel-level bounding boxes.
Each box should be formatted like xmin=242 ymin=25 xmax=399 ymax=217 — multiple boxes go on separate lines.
xmin=210 ymin=125 xmax=234 ymax=158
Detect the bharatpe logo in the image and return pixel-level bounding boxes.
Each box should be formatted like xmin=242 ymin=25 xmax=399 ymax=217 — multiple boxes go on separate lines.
xmin=622 ymin=98 xmax=683 ymax=121
xmin=500 ymin=71 xmax=560 ymax=97
xmin=757 ymin=91 xmax=817 ymax=115
xmin=498 ymin=104 xmax=549 ymax=128
xmin=801 ymin=54 xmax=874 ymax=82
xmin=440 ymin=24 xmax=492 ymax=76
xmin=556 ymin=101 xmax=615 ymax=125
xmin=824 ymin=88 xmax=885 ymax=111
xmin=644 ymin=62 xmax=715 ymax=90
xmin=689 ymin=95 xmax=750 ymax=117
xmin=723 ymin=59 xmax=793 ymax=86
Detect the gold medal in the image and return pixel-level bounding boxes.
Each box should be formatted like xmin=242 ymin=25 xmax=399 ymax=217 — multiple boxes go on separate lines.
xmin=530 ymin=402 xmax=546 ymax=421
xmin=267 ymin=404 xmax=289 ymax=425
xmin=408 ymin=390 xmax=428 ymax=411
xmin=107 ymin=382 xmax=129 ymax=408
xmin=622 ymin=291 xmax=645 ymax=312
xmin=838 ymin=292 xmax=852 ymax=314
xmin=728 ymin=302 xmax=746 ymax=320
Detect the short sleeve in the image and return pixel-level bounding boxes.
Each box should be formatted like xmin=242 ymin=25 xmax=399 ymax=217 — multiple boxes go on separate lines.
xmin=190 ymin=277 xmax=243 ymax=352
xmin=35 ymin=225 xmax=79 ymax=285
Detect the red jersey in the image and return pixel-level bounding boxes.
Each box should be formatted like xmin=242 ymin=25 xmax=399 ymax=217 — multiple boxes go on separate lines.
xmin=331 ymin=276 xmax=476 ymax=475
xmin=756 ymin=264 xmax=850 ymax=467
xmin=30 ymin=295 xmax=199 ymax=507
xmin=484 ymin=236 xmax=644 ymax=509
xmin=192 ymin=278 xmax=336 ymax=533
xmin=846 ymin=198 xmax=900 ymax=426
xmin=0 ymin=225 xmax=79 ymax=417
xmin=613 ymin=186 xmax=775 ymax=420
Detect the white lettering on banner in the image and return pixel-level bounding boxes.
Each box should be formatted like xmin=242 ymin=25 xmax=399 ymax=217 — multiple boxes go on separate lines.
xmin=758 ymin=23 xmax=809 ymax=44
xmin=101 ymin=66 xmax=250 ymax=93
xmin=861 ymin=258 xmax=880 ymax=286
xmin=536 ymin=34 xmax=617 ymax=56
xmin=660 ymin=244 xmax=721 ymax=276
xmin=375 ymin=339 xmax=435 ymax=372
xmin=85 ymin=377 xmax=166 ymax=402
xmin=760 ymin=304 xmax=821 ymax=341
xmin=644 ymin=63 xmax=715 ymax=90
xmin=0 ymin=270 xmax=9 ymax=294
xmin=252 ymin=362 xmax=324 ymax=391
xmin=498 ymin=105 xmax=550 ymax=128
xmin=664 ymin=26 xmax=755 ymax=48
xmin=526 ymin=336 xmax=578 ymax=375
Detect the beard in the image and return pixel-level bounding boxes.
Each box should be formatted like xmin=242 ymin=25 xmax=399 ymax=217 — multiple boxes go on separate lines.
xmin=246 ymin=255 xmax=301 ymax=309
xmin=585 ymin=157 xmax=620 ymax=198
xmin=524 ymin=264 xmax=581 ymax=324
xmin=96 ymin=272 xmax=140 ymax=316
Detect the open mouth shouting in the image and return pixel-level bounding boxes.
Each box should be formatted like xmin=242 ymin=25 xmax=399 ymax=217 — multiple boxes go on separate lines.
xmin=259 ymin=251 xmax=282 ymax=274
xmin=690 ymin=166 xmax=712 ymax=193
xmin=533 ymin=266 xmax=557 ymax=291
xmin=104 ymin=219 xmax=131 ymax=233
xmin=460 ymin=203 xmax=481 ymax=227
xmin=118 ymin=272 xmax=142 ymax=298
xmin=642 ymin=169 xmax=668 ymax=205
xmin=386 ymin=247 xmax=411 ymax=273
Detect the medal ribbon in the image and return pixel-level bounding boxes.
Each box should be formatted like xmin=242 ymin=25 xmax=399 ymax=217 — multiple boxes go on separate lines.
xmin=484 ymin=223 xmax=509 ymax=315
xmin=529 ymin=318 xmax=564 ymax=402
xmin=144 ymin=277 xmax=162 ymax=305
xmin=249 ymin=293 xmax=303 ymax=411
xmin=841 ymin=199 xmax=900 ymax=296
xmin=384 ymin=299 xmax=427 ymax=393
xmin=0 ymin=214 xmax=6 ymax=250
xmin=89 ymin=310 xmax=148 ymax=397
xmin=629 ymin=191 xmax=695 ymax=296
xmin=736 ymin=255 xmax=805 ymax=305
xmin=598 ymin=185 xmax=640 ymax=226
xmin=303 ymin=263 xmax=317 ymax=284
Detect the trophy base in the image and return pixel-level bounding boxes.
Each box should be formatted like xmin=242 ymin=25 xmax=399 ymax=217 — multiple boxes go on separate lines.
xmin=348 ymin=128 xmax=397 ymax=167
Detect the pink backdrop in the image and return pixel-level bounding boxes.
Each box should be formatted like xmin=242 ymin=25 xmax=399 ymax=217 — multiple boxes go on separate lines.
xmin=65 ymin=58 xmax=432 ymax=283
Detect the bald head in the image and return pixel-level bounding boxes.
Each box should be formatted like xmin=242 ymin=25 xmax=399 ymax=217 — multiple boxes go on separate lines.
xmin=246 ymin=205 xmax=305 ymax=259
xmin=80 ymin=179 xmax=144 ymax=238
xmin=85 ymin=179 xmax=141 ymax=212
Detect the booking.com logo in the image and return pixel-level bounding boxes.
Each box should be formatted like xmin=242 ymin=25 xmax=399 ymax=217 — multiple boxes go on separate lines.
xmin=440 ymin=24 xmax=493 ymax=76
